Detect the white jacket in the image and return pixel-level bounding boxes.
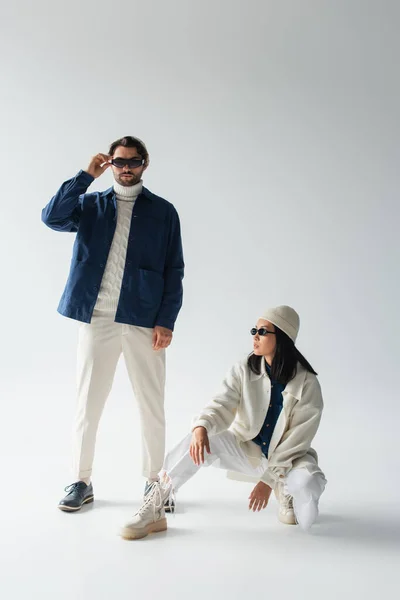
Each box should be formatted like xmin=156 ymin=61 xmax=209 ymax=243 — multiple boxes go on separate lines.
xmin=192 ymin=357 xmax=323 ymax=487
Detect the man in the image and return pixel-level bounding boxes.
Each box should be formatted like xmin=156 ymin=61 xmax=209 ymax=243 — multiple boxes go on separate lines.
xmin=42 ymin=136 xmax=184 ymax=511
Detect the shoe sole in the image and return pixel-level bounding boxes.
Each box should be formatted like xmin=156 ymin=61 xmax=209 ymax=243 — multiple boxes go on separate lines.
xmin=57 ymin=496 xmax=94 ymax=512
xmin=121 ymin=518 xmax=168 ymax=540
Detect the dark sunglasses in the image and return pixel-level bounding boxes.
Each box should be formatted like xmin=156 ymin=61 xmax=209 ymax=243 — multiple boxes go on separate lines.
xmin=111 ymin=158 xmax=145 ymax=169
xmin=250 ymin=327 xmax=276 ymax=337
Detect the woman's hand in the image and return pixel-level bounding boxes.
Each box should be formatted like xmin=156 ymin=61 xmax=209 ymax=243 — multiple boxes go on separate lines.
xmin=190 ymin=427 xmax=211 ymax=466
xmin=248 ymin=481 xmax=272 ymax=512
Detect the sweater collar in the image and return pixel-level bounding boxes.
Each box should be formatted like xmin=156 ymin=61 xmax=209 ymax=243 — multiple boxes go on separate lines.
xmin=101 ymin=185 xmax=152 ymax=201
xmin=113 ymin=179 xmax=143 ymax=199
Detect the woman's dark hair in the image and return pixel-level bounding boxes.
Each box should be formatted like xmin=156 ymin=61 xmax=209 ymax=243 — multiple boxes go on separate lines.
xmin=248 ymin=327 xmax=317 ymax=385
xmin=109 ymin=135 xmax=149 ymax=166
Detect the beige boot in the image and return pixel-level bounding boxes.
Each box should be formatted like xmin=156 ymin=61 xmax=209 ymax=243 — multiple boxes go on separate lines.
xmin=275 ymin=482 xmax=296 ymax=525
xmin=121 ymin=481 xmax=168 ymax=540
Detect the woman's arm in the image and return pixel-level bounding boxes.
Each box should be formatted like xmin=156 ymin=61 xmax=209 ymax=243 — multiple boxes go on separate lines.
xmin=191 ymin=364 xmax=242 ymax=437
xmin=260 ymin=375 xmax=323 ymax=485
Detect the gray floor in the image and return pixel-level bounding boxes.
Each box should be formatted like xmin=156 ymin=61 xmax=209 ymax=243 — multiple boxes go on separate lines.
xmin=1 ymin=459 xmax=398 ymax=600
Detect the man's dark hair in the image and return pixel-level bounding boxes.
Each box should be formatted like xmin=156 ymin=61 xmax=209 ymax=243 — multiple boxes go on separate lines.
xmin=109 ymin=136 xmax=149 ymax=166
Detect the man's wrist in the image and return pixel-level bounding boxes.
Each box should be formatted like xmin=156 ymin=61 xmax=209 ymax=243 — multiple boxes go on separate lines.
xmin=79 ymin=169 xmax=95 ymax=182
xmin=155 ymin=323 xmax=175 ymax=332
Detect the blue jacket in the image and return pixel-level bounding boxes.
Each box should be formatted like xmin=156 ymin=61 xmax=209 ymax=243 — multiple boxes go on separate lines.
xmin=42 ymin=170 xmax=184 ymax=331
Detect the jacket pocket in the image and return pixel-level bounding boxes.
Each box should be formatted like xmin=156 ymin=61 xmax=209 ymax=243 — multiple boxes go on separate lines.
xmin=138 ymin=269 xmax=164 ymax=307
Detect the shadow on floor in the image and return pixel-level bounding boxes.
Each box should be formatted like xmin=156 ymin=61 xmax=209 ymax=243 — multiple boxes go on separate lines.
xmin=312 ymin=512 xmax=400 ymax=549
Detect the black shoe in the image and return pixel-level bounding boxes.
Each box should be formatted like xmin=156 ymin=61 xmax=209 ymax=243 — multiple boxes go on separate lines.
xmin=58 ymin=482 xmax=94 ymax=512
xmin=164 ymin=497 xmax=175 ymax=513
xmin=144 ymin=481 xmax=175 ymax=513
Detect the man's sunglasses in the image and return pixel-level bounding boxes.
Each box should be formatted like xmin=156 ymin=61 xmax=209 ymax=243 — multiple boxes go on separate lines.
xmin=111 ymin=158 xmax=145 ymax=169
xmin=250 ymin=327 xmax=276 ymax=336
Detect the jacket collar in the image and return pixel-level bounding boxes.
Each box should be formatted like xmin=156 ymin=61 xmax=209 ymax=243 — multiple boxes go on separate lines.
xmin=249 ymin=357 xmax=307 ymax=401
xmin=249 ymin=356 xmax=266 ymax=382
xmin=284 ymin=366 xmax=307 ymax=400
xmin=249 ymin=356 xmax=270 ymax=382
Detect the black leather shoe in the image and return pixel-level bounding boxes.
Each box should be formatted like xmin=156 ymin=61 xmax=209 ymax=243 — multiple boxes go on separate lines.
xmin=144 ymin=481 xmax=175 ymax=513
xmin=58 ymin=482 xmax=94 ymax=512
xmin=164 ymin=497 xmax=175 ymax=513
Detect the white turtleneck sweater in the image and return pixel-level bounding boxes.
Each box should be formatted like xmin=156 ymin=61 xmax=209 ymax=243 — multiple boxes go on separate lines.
xmin=94 ymin=179 xmax=143 ymax=314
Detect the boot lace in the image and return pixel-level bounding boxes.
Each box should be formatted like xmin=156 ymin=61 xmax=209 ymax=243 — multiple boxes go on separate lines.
xmin=135 ymin=482 xmax=164 ymax=520
xmin=281 ymin=493 xmax=294 ymax=511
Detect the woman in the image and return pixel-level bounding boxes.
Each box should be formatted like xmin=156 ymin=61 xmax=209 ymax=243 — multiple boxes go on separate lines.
xmin=121 ymin=305 xmax=327 ymax=540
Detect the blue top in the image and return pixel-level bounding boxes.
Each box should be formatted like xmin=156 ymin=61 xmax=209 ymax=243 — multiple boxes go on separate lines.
xmin=42 ymin=170 xmax=184 ymax=331
xmin=252 ymin=362 xmax=285 ymax=457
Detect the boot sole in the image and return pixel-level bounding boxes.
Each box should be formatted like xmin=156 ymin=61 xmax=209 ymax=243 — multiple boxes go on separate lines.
xmin=121 ymin=518 xmax=168 ymax=540
xmin=58 ymin=496 xmax=94 ymax=512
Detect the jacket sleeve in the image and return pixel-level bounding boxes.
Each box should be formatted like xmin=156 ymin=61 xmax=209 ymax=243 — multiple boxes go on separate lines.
xmin=41 ymin=170 xmax=95 ymax=232
xmin=155 ymin=205 xmax=184 ymax=331
xmin=260 ymin=375 xmax=323 ymax=486
xmin=191 ymin=364 xmax=242 ymax=436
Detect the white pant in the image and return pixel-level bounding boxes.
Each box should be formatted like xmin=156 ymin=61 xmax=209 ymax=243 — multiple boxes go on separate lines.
xmin=73 ymin=310 xmax=166 ymax=482
xmin=163 ymin=431 xmax=326 ymax=529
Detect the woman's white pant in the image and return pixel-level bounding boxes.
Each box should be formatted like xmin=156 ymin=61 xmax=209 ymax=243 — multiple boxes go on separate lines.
xmin=73 ymin=311 xmax=166 ymax=483
xmin=163 ymin=431 xmax=326 ymax=529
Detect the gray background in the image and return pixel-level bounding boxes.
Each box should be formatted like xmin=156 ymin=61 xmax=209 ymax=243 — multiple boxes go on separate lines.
xmin=1 ymin=1 xmax=399 ymax=598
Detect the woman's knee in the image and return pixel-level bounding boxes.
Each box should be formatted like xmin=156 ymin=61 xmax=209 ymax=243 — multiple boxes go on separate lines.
xmin=286 ymin=467 xmax=326 ymax=498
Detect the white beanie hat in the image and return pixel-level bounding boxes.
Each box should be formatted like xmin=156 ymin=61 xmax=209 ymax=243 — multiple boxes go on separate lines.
xmin=259 ymin=305 xmax=300 ymax=343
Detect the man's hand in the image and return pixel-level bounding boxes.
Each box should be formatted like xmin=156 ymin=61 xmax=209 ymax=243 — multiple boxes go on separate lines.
xmin=190 ymin=427 xmax=211 ymax=465
xmin=152 ymin=326 xmax=173 ymax=351
xmin=248 ymin=481 xmax=272 ymax=512
xmin=86 ymin=153 xmax=112 ymax=179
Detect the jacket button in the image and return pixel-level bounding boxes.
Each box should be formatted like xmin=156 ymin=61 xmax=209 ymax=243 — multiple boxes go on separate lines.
xmin=262 ymin=442 xmax=266 ymax=446
xmin=100 ymin=264 xmax=104 ymax=268
xmin=93 ymin=285 xmax=98 ymax=291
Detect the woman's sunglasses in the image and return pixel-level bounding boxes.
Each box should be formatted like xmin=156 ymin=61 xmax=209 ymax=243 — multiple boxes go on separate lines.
xmin=250 ymin=327 xmax=276 ymax=337
xmin=111 ymin=158 xmax=145 ymax=169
